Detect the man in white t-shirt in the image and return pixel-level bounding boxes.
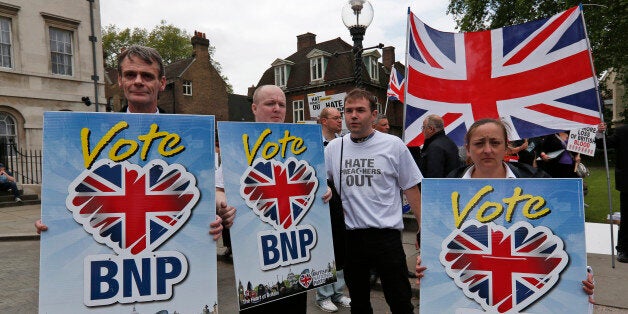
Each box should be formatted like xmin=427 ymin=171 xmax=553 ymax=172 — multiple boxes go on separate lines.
xmin=324 ymin=89 xmax=422 ymax=314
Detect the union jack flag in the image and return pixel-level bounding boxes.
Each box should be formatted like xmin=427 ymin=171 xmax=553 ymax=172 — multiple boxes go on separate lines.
xmin=240 ymin=157 xmax=318 ymax=230
xmin=440 ymin=221 xmax=568 ymax=313
xmin=67 ymin=160 xmax=199 ymax=255
xmin=387 ymin=67 xmax=405 ymax=103
xmin=404 ymin=6 xmax=601 ymax=147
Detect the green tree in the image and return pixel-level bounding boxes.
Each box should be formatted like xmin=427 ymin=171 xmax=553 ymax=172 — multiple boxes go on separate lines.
xmin=102 ymin=20 xmax=232 ymax=92
xmin=446 ymin=0 xmax=627 ymax=121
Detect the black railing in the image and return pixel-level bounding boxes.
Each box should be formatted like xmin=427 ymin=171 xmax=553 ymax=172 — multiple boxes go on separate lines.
xmin=0 ymin=142 xmax=42 ymax=184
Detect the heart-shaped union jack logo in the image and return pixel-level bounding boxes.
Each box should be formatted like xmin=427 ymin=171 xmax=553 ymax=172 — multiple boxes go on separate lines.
xmin=299 ymin=270 xmax=313 ymax=289
xmin=440 ymin=221 xmax=568 ymax=313
xmin=240 ymin=157 xmax=319 ymax=230
xmin=66 ymin=159 xmax=199 ymax=255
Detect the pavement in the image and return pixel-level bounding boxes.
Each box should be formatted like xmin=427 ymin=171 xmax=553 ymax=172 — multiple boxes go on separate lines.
xmin=1 ymin=204 xmax=627 ymax=313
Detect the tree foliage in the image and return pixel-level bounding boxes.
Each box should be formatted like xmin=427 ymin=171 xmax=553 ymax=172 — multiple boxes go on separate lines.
xmin=446 ymin=0 xmax=627 ymax=121
xmin=102 ymin=20 xmax=232 ymax=92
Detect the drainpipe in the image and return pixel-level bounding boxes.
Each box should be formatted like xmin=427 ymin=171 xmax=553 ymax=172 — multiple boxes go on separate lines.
xmin=87 ymin=0 xmax=99 ymax=111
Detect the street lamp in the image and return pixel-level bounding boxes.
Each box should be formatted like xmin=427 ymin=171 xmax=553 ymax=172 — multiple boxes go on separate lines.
xmin=342 ymin=0 xmax=374 ymax=87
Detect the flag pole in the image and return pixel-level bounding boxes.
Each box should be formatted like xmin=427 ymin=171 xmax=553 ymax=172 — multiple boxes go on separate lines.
xmin=580 ymin=4 xmax=616 ymax=268
xmin=402 ymin=7 xmax=411 ymax=143
xmin=384 ymin=97 xmax=389 ymax=115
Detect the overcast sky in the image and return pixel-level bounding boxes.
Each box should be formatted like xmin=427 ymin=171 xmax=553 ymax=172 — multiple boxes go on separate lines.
xmin=100 ymin=0 xmax=457 ymax=95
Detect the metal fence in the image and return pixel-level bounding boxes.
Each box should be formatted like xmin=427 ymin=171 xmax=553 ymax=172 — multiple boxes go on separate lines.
xmin=0 ymin=142 xmax=42 ymax=184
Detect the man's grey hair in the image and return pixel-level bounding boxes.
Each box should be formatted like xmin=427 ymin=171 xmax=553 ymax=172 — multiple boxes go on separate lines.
xmin=117 ymin=45 xmax=165 ymax=78
xmin=374 ymin=114 xmax=388 ymax=124
xmin=425 ymin=114 xmax=444 ymax=131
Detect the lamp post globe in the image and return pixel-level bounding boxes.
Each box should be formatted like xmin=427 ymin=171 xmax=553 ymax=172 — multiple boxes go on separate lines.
xmin=342 ymin=0 xmax=374 ymax=87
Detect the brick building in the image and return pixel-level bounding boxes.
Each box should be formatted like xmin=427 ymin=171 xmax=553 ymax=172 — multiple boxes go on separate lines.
xmin=254 ymin=32 xmax=405 ymax=136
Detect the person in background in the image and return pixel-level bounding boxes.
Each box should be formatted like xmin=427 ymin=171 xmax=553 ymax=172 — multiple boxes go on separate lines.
xmin=419 ymin=114 xmax=461 ymax=179
xmin=315 ymin=107 xmax=351 ymax=312
xmin=373 ymin=114 xmax=390 ymax=133
xmin=597 ymin=122 xmax=628 ymax=263
xmin=0 ymin=163 xmax=21 ymax=202
xmin=36 ymin=45 xmax=224 ymax=239
xmin=325 ymin=89 xmax=422 ymax=314
xmin=417 ymin=119 xmax=594 ymax=303
xmin=538 ymin=131 xmax=580 ymax=178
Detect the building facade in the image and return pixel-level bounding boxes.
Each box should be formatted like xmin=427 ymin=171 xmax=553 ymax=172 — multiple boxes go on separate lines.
xmin=0 ymin=0 xmax=105 ymax=150
xmin=254 ymin=32 xmax=405 ymax=136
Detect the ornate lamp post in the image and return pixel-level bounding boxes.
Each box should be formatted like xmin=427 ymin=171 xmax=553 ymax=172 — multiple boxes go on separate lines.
xmin=342 ymin=0 xmax=374 ymax=88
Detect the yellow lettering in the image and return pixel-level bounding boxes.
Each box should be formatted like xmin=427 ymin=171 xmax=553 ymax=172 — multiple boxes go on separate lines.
xmin=523 ymin=196 xmax=550 ymax=219
xmin=109 ymin=139 xmax=138 ymax=161
xmin=452 ymin=185 xmax=494 ymax=228
xmin=81 ymin=121 xmax=129 ymax=169
xmin=477 ymin=201 xmax=503 ymax=223
xmin=291 ymin=137 xmax=306 ymax=155
xmin=502 ymin=187 xmax=531 ymax=222
xmin=243 ymin=129 xmax=272 ymax=166
xmin=158 ymin=133 xmax=184 ymax=157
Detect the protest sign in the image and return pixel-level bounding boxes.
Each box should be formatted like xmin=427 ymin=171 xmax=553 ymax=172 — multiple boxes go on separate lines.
xmin=420 ymin=178 xmax=588 ymax=313
xmin=567 ymin=127 xmax=598 ymax=156
xmin=217 ymin=122 xmax=336 ymax=310
xmin=307 ymin=91 xmax=326 ymax=118
xmin=40 ymin=112 xmax=217 ymax=313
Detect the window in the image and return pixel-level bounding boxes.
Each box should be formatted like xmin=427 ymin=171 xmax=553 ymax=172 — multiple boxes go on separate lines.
xmin=0 ymin=16 xmax=11 ymax=68
xmin=310 ymin=57 xmax=324 ymax=81
xmin=183 ymin=80 xmax=192 ymax=96
xmin=293 ymin=100 xmax=304 ymax=123
xmin=362 ymin=50 xmax=381 ymax=82
xmin=368 ymin=57 xmax=379 ymax=81
xmin=0 ymin=113 xmax=17 ymax=153
xmin=274 ymin=66 xmax=287 ymax=87
xmin=49 ymin=27 xmax=73 ymax=75
xmin=306 ymin=49 xmax=331 ymax=83
xmin=376 ymin=103 xmax=383 ymax=114
xmin=271 ymin=59 xmax=293 ymax=88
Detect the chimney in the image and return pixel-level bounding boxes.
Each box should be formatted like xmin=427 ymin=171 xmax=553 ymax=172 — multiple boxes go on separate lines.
xmin=382 ymin=46 xmax=395 ymax=70
xmin=191 ymin=30 xmax=210 ymax=57
xmin=297 ymin=33 xmax=316 ymax=51
xmin=247 ymin=85 xmax=257 ymax=98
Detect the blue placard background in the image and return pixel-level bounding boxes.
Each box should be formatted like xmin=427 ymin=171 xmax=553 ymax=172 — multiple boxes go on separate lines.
xmin=420 ymin=178 xmax=588 ymax=313
xmin=39 ymin=112 xmax=217 ymax=313
xmin=218 ymin=121 xmax=336 ymax=310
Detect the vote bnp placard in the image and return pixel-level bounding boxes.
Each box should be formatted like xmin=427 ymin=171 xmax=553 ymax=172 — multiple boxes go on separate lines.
xmin=40 ymin=112 xmax=218 ymax=313
xmin=420 ymin=178 xmax=588 ymax=313
xmin=218 ymin=122 xmax=336 ymax=310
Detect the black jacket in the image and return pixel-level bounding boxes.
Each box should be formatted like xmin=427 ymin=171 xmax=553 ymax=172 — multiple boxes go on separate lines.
xmin=447 ymin=162 xmax=551 ymax=178
xmin=599 ymin=125 xmax=628 ymax=192
xmin=419 ymin=130 xmax=461 ymax=178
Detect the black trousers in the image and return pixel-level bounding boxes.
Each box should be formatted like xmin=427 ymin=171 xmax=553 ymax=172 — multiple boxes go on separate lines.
xmin=344 ymin=228 xmax=413 ymax=314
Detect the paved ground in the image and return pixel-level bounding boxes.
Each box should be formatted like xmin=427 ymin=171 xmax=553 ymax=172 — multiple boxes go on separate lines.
xmin=1 ymin=205 xmax=626 ymax=313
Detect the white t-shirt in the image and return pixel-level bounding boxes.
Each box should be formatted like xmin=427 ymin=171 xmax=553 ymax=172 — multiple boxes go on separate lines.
xmin=325 ymin=131 xmax=422 ymax=230
xmin=215 ymin=165 xmax=224 ymax=189
xmin=461 ymin=162 xmax=517 ymax=178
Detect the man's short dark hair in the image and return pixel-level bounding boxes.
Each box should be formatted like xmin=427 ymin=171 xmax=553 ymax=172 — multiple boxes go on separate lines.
xmin=117 ymin=45 xmax=165 ymax=78
xmin=344 ymin=88 xmax=378 ymax=112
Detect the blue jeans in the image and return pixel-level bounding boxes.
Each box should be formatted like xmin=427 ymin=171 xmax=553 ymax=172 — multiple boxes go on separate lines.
xmin=316 ymin=269 xmax=347 ymax=302
xmin=0 ymin=181 xmax=19 ymax=198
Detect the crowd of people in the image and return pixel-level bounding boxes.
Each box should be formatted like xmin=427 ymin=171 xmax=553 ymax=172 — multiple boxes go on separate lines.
xmin=34 ymin=44 xmax=623 ymax=313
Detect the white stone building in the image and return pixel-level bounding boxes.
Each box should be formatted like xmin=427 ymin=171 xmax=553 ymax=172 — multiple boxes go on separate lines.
xmin=0 ymin=0 xmax=105 ymax=151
